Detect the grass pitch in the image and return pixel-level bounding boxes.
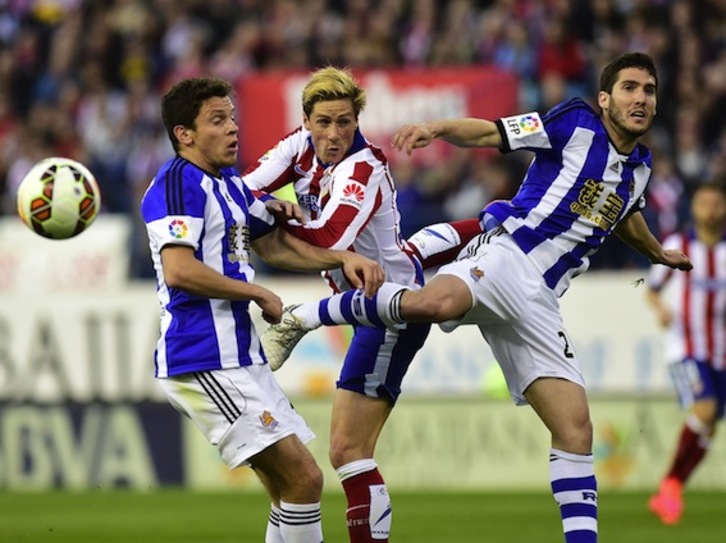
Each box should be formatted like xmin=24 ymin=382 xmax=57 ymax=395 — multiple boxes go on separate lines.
xmin=0 ymin=490 xmax=723 ymax=542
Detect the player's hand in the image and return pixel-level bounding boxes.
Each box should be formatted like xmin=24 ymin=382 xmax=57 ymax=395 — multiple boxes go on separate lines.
xmin=255 ymin=288 xmax=284 ymax=324
xmin=340 ymin=253 xmax=385 ymax=298
xmin=656 ymin=307 xmax=674 ymax=328
xmin=659 ymin=249 xmax=693 ymax=271
xmin=265 ymin=199 xmax=306 ymax=224
xmin=391 ymin=123 xmax=435 ymax=155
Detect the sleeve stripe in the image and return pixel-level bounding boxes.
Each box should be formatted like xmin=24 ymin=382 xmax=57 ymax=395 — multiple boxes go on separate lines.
xmin=165 ymin=157 xmax=187 ymax=215
xmin=350 ymin=161 xmax=374 ymax=186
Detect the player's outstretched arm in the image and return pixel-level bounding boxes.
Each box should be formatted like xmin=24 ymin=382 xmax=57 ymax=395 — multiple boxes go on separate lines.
xmin=645 ymin=288 xmax=674 ymax=328
xmin=252 ymin=228 xmax=385 ymax=297
xmin=160 ymin=245 xmax=284 ymax=322
xmin=614 ymin=212 xmax=693 ymax=271
xmin=391 ymin=118 xmax=502 ymax=155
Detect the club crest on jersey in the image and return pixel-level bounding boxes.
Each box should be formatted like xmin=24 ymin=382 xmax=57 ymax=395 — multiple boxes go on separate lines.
xmin=341 ymin=182 xmax=365 ymax=206
xmin=469 ymin=267 xmax=485 ymax=281
xmin=570 ymin=179 xmax=624 ymax=230
xmin=259 ymin=410 xmax=279 ymax=430
xmin=168 ymin=219 xmax=188 ymax=239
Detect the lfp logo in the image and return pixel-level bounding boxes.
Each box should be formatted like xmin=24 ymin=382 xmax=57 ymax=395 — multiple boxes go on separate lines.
xmin=518 ymin=115 xmax=540 ymax=133
xmin=168 ymin=219 xmax=188 ymax=239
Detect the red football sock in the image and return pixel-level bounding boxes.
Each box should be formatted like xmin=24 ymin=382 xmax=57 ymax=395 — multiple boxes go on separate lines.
xmin=341 ymin=468 xmax=390 ymax=543
xmin=667 ymin=422 xmax=709 ymax=483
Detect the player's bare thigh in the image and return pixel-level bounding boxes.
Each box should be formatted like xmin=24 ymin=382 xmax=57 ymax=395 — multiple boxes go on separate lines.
xmin=329 ymin=389 xmax=392 ymax=468
xmin=250 ymin=433 xmax=323 ymax=502
xmin=524 ymin=377 xmax=593 ymax=454
xmin=400 ymin=273 xmax=473 ymax=323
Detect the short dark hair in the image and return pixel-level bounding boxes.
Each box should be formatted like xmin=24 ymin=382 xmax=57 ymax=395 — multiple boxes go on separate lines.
xmin=161 ymin=78 xmax=233 ymax=152
xmin=693 ymin=181 xmax=726 ymax=199
xmin=599 ymin=52 xmax=658 ymax=94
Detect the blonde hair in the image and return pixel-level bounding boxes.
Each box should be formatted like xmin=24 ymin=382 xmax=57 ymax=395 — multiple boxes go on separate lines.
xmin=302 ymin=66 xmax=367 ymax=117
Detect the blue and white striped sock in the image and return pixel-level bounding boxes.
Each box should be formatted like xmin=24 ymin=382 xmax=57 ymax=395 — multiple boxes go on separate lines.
xmin=294 ymin=282 xmax=408 ymax=329
xmin=550 ymin=448 xmax=598 ymax=542
xmin=278 ymin=501 xmax=324 ymax=543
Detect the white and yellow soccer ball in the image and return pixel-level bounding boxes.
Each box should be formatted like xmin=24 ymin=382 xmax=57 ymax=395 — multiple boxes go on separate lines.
xmin=16 ymin=157 xmax=101 ymax=239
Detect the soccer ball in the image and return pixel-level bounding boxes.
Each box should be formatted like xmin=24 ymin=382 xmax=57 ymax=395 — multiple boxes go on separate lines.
xmin=16 ymin=157 xmax=101 ymax=239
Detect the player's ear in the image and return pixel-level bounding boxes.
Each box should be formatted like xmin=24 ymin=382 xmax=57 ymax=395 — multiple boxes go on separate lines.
xmin=303 ymin=114 xmax=311 ymax=130
xmin=173 ymin=125 xmax=193 ymax=146
xmin=597 ymin=91 xmax=609 ymax=111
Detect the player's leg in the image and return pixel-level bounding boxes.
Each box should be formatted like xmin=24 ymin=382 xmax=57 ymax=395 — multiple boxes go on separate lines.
xmin=261 ymin=275 xmax=471 ymax=369
xmin=331 ymin=391 xmax=393 ymax=543
xmin=524 ymin=378 xmax=598 ymax=543
xmin=650 ymin=361 xmax=724 ymax=525
xmin=157 ymin=366 xmax=324 ymax=543
xmin=331 ymin=322 xmax=429 ymax=543
xmin=406 ymin=218 xmax=481 ymax=269
xmin=458 ymin=233 xmax=597 ymax=543
xmin=273 ymin=274 xmax=472 ymax=331
xmin=253 ymin=469 xmax=284 ymax=543
xmin=251 ymin=436 xmax=325 ymax=543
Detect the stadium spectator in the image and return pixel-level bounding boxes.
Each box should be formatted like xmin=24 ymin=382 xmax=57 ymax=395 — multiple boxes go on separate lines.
xmin=139 ymin=76 xmax=384 ymax=543
xmin=0 ymin=1 xmax=725 ymax=275
xmin=645 ymin=182 xmax=726 ymax=525
xmin=245 ymin=66 xmax=431 ymax=543
xmin=260 ymin=52 xmax=694 ymax=543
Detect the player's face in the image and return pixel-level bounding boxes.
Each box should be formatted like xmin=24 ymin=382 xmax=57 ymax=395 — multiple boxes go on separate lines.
xmin=598 ymin=67 xmax=657 ymax=151
xmin=304 ymin=99 xmax=358 ymax=165
xmin=179 ymin=96 xmax=238 ymax=175
xmin=691 ymin=187 xmax=726 ymax=232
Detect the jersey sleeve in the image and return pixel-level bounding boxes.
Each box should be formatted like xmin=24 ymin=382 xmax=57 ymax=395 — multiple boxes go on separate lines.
xmin=242 ymin=128 xmax=306 ymax=194
xmin=496 ymin=111 xmax=551 ymax=153
xmin=283 ymin=158 xmax=381 ymax=249
xmin=141 ymin=167 xmax=207 ymax=252
xmin=496 ymin=99 xmax=594 ymax=155
xmin=239 ymin=180 xmax=277 ymax=240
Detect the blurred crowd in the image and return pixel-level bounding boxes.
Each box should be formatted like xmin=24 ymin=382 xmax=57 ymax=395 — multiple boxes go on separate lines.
xmin=0 ymin=0 xmax=724 ymax=276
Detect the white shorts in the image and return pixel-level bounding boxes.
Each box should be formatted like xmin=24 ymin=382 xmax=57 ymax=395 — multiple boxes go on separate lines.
xmin=157 ymin=364 xmax=315 ymax=469
xmin=437 ymin=230 xmax=585 ymax=405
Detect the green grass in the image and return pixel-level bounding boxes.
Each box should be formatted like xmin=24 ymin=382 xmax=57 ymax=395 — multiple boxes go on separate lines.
xmin=0 ymin=490 xmax=723 ymax=542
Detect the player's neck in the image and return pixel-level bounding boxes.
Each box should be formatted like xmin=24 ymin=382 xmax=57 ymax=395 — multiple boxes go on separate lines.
xmin=695 ymin=227 xmax=722 ymax=247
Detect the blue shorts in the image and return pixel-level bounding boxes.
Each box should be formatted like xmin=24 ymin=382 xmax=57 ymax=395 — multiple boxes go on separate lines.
xmin=669 ymin=358 xmax=726 ymax=419
xmin=337 ymin=322 xmax=430 ymax=404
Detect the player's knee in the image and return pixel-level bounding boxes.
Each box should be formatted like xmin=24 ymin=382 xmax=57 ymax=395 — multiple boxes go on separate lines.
xmin=328 ymin=437 xmax=356 ymax=469
xmin=403 ymin=291 xmax=461 ymax=322
xmin=692 ymin=399 xmax=719 ymax=427
xmin=289 ymin=459 xmax=324 ymax=498
xmin=303 ymin=463 xmax=324 ymax=495
xmin=284 ymin=452 xmax=324 ymax=497
xmin=554 ymin=417 xmax=593 ymax=454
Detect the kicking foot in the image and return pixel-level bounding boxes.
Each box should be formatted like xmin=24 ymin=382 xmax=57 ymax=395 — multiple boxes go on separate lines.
xmin=261 ymin=305 xmax=311 ymax=371
xmin=648 ymin=478 xmax=683 ymax=525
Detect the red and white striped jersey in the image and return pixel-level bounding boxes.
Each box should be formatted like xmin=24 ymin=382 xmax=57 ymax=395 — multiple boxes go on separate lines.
xmin=647 ymin=229 xmax=726 ymax=369
xmin=242 ymin=127 xmax=422 ymax=292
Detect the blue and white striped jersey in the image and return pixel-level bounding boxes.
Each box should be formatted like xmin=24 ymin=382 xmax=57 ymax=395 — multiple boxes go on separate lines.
xmin=140 ymin=156 xmax=277 ymax=378
xmin=483 ymin=98 xmax=652 ymax=296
